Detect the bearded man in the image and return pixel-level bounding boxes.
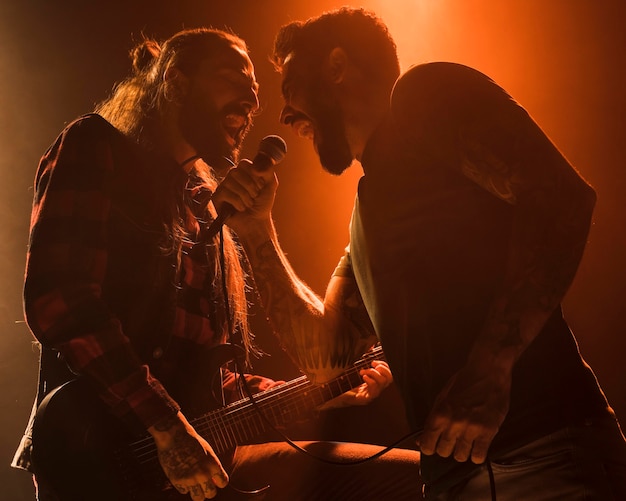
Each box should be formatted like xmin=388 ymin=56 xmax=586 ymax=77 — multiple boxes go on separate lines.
xmin=12 ymin=27 xmax=422 ymax=501
xmin=215 ymin=8 xmax=626 ymax=501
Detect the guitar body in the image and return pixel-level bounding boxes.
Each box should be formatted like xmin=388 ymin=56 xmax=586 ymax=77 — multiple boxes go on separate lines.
xmin=32 ymin=379 xmax=179 ymax=501
xmin=31 ymin=344 xmax=243 ymax=501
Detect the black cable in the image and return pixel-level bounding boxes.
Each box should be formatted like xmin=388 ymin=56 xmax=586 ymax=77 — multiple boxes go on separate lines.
xmin=218 ymin=226 xmax=497 ymax=498
xmin=218 ymin=224 xmax=271 ymax=497
xmin=217 ymin=227 xmax=422 ymax=466
xmin=487 ymin=460 xmax=497 ymax=501
xmin=234 ymin=352 xmax=422 ymax=465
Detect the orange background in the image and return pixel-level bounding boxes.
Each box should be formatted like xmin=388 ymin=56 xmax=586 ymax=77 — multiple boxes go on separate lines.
xmin=1 ymin=1 xmax=624 ymax=497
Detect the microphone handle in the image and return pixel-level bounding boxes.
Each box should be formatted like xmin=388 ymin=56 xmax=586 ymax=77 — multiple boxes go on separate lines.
xmin=206 ymin=152 xmax=272 ymax=238
xmin=206 ymin=202 xmax=236 ymax=238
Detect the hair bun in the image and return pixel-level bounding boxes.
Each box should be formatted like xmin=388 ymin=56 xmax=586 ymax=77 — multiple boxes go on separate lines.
xmin=130 ymin=39 xmax=161 ymax=74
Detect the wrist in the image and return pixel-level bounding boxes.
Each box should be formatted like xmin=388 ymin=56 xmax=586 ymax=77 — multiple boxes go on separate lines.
xmin=148 ymin=411 xmax=187 ymax=446
xmin=236 ymin=218 xmax=276 ymax=250
xmin=465 ymin=345 xmax=516 ymax=381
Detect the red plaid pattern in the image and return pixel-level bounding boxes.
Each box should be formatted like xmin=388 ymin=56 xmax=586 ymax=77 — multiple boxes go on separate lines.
xmin=24 ymin=115 xmax=264 ymax=431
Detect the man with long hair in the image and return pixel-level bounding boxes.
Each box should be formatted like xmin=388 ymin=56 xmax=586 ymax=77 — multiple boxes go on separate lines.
xmin=219 ymin=7 xmax=626 ymax=501
xmin=12 ymin=27 xmax=422 ymax=500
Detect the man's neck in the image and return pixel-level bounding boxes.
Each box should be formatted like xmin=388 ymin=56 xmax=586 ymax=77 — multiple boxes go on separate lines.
xmin=350 ymin=103 xmax=389 ymax=162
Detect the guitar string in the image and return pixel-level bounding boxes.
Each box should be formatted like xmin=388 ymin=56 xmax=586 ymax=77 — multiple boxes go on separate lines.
xmin=130 ymin=376 xmax=332 ymax=462
xmin=129 ymin=377 xmax=315 ymax=460
xmin=131 ymin=348 xmax=380 ymax=457
xmin=233 ymin=354 xmax=424 ymax=467
xmin=129 ymin=350 xmax=383 ymax=464
xmin=117 ymin=194 xmax=407 ymax=487
xmin=130 ymin=349 xmax=380 ymax=454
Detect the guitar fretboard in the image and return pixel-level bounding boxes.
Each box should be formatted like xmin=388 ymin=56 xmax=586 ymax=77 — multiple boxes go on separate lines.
xmin=129 ymin=346 xmax=385 ymax=463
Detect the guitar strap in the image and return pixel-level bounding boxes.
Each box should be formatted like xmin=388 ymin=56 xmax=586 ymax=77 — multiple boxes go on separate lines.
xmin=38 ymin=345 xmax=77 ymax=404
xmin=11 ymin=344 xmax=76 ymax=472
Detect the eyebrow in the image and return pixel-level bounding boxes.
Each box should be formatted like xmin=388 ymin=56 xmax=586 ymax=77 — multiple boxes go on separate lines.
xmin=214 ymin=67 xmax=259 ymax=90
xmin=281 ymin=71 xmax=299 ymax=100
xmin=280 ymin=79 xmax=291 ymax=99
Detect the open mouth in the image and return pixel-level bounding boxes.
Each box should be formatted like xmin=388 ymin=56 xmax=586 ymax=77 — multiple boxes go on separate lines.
xmin=222 ymin=113 xmax=247 ymax=144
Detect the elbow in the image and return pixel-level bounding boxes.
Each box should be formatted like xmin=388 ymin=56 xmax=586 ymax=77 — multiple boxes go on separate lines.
xmin=580 ymin=181 xmax=597 ymax=213
xmin=576 ymin=181 xmax=597 ymax=226
xmin=562 ymin=173 xmax=596 ymax=220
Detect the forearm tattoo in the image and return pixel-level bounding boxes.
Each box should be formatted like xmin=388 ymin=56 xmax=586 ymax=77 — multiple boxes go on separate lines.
xmin=153 ymin=413 xmax=180 ymax=432
xmin=461 ymin=127 xmax=594 ymax=355
xmin=157 ymin=426 xmax=202 ymax=480
xmin=250 ymin=240 xmax=372 ymax=378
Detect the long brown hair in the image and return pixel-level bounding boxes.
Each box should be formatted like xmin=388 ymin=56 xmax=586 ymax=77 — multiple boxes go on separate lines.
xmin=96 ymin=28 xmax=256 ymax=360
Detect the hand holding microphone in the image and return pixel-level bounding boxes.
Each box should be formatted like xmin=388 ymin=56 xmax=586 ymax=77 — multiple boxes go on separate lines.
xmin=207 ymin=135 xmax=287 ymax=238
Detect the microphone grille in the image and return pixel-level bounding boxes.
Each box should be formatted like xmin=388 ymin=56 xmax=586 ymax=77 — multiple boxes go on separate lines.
xmin=258 ymin=135 xmax=287 ymax=165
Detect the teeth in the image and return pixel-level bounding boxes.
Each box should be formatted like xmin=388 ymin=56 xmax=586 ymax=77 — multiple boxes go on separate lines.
xmin=224 ymin=114 xmax=245 ymax=128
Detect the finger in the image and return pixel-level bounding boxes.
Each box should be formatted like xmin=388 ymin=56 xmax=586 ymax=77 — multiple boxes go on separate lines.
xmin=360 ymin=368 xmax=384 ymax=385
xmin=361 ymin=373 xmax=379 ymax=386
xmin=369 ymin=363 xmax=393 ymax=386
xmin=173 ymin=483 xmax=188 ymax=495
xmin=237 ymin=158 xmax=276 ymax=185
xmin=418 ymin=428 xmax=441 ymax=456
xmin=370 ymin=360 xmax=392 ymax=378
xmin=201 ymin=480 xmax=219 ymax=500
xmin=190 ymin=483 xmax=207 ymax=501
xmin=470 ymin=437 xmax=491 ymax=464
xmin=435 ymin=435 xmax=456 ymax=458
xmin=212 ymin=471 xmax=229 ymax=489
xmin=217 ymin=185 xmax=254 ymax=212
xmin=420 ymin=410 xmax=456 ymax=456
xmin=229 ymin=167 xmax=265 ymax=196
xmin=359 ymin=376 xmax=380 ymax=399
xmin=453 ymin=436 xmax=473 ymax=462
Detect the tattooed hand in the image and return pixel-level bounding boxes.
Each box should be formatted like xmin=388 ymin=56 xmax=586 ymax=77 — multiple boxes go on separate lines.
xmin=149 ymin=412 xmax=229 ymax=500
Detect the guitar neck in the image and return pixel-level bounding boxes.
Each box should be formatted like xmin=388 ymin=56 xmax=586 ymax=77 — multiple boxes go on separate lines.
xmin=35 ymin=347 xmax=386 ymax=498
xmin=189 ymin=346 xmax=385 ymax=455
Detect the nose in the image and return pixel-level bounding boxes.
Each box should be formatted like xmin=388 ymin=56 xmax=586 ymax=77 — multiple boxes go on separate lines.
xmin=279 ymin=105 xmax=295 ymax=126
xmin=241 ymin=85 xmax=259 ymax=114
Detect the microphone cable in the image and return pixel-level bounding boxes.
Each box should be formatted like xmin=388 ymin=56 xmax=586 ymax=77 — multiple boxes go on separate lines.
xmin=233 ymin=348 xmax=423 ymax=466
xmin=215 ymin=199 xmax=496 ymax=499
xmin=217 ymin=226 xmax=422 ymax=466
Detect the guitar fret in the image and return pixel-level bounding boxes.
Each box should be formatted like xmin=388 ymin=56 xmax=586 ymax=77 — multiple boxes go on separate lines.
xmin=223 ymin=408 xmax=239 ymax=450
xmin=127 ymin=346 xmax=385 ymax=476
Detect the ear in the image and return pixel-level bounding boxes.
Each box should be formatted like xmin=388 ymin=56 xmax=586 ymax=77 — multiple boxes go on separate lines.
xmin=327 ymin=47 xmax=349 ymax=84
xmin=163 ymin=66 xmax=189 ymax=103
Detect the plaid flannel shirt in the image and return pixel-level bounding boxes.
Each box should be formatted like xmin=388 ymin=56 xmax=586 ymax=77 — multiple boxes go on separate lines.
xmin=23 ymin=114 xmax=265 ymax=434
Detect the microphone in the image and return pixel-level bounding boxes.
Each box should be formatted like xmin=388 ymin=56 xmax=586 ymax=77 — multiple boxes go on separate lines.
xmin=207 ymin=135 xmax=287 ymax=237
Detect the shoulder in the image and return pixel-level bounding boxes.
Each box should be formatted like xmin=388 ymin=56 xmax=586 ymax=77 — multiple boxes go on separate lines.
xmin=42 ymin=114 xmax=132 ymax=169
xmin=36 ymin=114 xmax=130 ymax=188
xmin=392 ymin=62 xmax=505 ymax=104
xmin=54 ymin=113 xmax=122 ymax=147
xmin=390 ymin=62 xmax=521 ymax=133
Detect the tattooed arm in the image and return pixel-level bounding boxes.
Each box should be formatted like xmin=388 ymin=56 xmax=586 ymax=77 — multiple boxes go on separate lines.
xmin=211 ymin=160 xmax=377 ymax=383
xmin=238 ymin=217 xmax=378 ymax=383
xmin=149 ymin=412 xmax=229 ymax=500
xmin=418 ymin=72 xmax=597 ymax=464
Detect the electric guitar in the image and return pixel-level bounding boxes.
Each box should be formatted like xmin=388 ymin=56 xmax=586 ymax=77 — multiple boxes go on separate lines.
xmin=31 ymin=345 xmax=385 ymax=500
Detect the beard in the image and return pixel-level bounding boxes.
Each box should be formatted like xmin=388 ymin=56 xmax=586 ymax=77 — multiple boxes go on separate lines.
xmin=316 ymin=117 xmax=353 ymax=176
xmin=178 ymin=91 xmax=251 ymax=168
xmin=309 ymin=92 xmax=353 ymax=176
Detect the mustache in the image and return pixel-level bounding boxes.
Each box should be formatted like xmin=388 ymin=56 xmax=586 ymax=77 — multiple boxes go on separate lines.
xmin=222 ymin=103 xmax=253 ymax=123
xmin=224 ymin=104 xmax=254 ymax=147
